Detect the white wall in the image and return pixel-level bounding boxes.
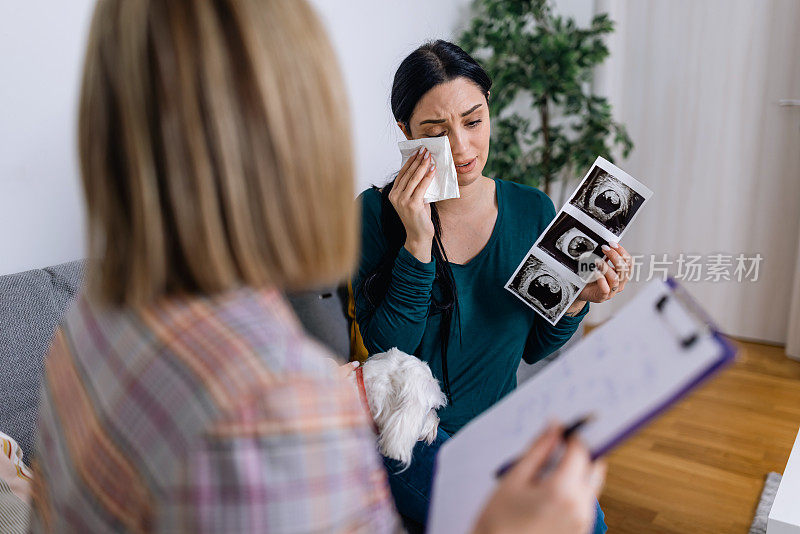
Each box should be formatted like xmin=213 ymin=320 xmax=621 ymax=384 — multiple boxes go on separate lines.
xmin=0 ymin=1 xmax=96 ymax=275
xmin=0 ymin=0 xmax=591 ymax=276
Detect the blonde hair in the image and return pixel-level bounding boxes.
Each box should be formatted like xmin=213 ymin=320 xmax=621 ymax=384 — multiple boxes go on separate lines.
xmin=78 ymin=0 xmax=356 ymax=306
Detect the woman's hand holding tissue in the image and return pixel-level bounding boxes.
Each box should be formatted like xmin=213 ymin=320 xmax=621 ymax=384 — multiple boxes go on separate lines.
xmin=389 ymin=146 xmax=437 ymax=263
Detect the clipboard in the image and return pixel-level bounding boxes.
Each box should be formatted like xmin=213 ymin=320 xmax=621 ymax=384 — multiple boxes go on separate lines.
xmin=428 ymin=278 xmax=738 ymax=534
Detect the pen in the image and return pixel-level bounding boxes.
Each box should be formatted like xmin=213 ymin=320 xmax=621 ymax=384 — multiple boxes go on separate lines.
xmin=494 ymin=413 xmax=596 ymax=479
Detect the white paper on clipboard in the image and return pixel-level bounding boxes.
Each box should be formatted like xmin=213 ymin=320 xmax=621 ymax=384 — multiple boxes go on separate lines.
xmin=428 ymin=279 xmax=737 ymax=534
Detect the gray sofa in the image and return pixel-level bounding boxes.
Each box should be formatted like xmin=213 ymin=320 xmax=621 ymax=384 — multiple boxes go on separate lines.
xmin=0 ymin=261 xmax=86 ymax=466
xmin=0 ymin=260 xmax=351 ymax=467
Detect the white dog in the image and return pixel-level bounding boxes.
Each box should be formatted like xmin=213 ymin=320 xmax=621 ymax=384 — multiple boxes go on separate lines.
xmin=346 ymin=348 xmax=447 ymax=469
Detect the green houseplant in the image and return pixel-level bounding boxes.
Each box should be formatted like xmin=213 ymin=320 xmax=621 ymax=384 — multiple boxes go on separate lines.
xmin=458 ymin=0 xmax=633 ymax=202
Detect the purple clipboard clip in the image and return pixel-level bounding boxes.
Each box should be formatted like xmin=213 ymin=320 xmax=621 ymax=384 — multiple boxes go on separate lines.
xmin=588 ymin=277 xmax=738 ymax=460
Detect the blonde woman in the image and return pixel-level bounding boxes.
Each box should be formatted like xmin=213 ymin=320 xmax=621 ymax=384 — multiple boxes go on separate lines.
xmin=29 ymin=1 xmax=604 ymax=532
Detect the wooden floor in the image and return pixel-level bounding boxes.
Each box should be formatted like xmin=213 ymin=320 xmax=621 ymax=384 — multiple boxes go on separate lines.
xmin=598 ymin=338 xmax=800 ymax=533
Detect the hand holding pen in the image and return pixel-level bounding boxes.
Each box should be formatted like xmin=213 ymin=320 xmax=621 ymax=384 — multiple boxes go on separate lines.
xmin=473 ymin=420 xmax=606 ymax=534
xmin=495 ymin=414 xmax=596 ymax=479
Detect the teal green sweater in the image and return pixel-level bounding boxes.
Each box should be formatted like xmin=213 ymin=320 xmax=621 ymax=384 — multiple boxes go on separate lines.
xmin=353 ymin=178 xmax=588 ymax=435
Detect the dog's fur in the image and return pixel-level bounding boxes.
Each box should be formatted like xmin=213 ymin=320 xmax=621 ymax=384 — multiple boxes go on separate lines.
xmin=352 ymin=348 xmax=447 ymax=469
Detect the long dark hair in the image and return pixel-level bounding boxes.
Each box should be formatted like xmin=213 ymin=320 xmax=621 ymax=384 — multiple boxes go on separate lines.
xmin=361 ymin=40 xmax=492 ymax=403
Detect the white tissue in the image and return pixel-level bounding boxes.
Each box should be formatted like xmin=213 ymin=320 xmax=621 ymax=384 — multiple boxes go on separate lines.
xmin=398 ymin=136 xmax=460 ymax=203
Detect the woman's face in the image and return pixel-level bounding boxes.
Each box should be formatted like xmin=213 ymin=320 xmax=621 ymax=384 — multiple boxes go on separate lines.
xmin=400 ymin=77 xmax=490 ymax=188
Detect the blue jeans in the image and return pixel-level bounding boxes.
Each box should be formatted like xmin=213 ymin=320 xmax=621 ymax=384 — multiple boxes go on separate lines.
xmin=382 ymin=428 xmax=608 ymax=533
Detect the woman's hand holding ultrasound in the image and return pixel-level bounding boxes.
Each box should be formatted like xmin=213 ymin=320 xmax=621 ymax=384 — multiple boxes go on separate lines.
xmin=577 ymin=242 xmax=632 ymax=304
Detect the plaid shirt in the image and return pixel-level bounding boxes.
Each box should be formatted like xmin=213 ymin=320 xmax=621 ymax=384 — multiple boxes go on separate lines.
xmin=29 ymin=288 xmax=400 ymax=533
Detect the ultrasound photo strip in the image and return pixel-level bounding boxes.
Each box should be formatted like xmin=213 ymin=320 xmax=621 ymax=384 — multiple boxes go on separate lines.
xmin=505 ymin=156 xmax=652 ymax=325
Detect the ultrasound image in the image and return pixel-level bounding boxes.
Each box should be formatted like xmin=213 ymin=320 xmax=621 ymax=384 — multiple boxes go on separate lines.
xmin=508 ymin=253 xmax=578 ymax=323
xmin=538 ymin=212 xmax=607 ymax=275
xmin=570 ymin=167 xmax=645 ymax=236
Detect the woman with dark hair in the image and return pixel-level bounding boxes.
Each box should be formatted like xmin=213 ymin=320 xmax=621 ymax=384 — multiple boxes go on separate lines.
xmin=353 ymin=40 xmax=632 ymax=532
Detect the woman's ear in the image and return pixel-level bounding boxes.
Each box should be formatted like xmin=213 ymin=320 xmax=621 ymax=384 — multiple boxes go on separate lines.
xmin=397 ymin=121 xmax=412 ymax=140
